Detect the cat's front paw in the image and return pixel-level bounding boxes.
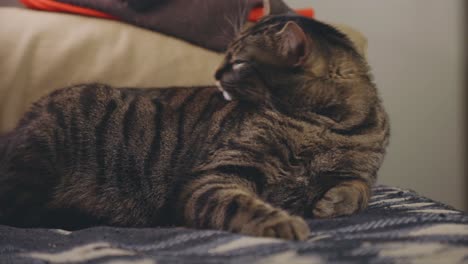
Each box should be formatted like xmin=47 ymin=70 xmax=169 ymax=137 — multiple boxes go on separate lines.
xmin=313 ymin=179 xmax=370 ymax=219
xmin=240 ymin=210 xmax=310 ymax=241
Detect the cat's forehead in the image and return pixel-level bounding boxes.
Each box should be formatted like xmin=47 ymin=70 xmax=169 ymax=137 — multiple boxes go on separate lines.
xmin=226 ymin=16 xmax=354 ymax=61
xmin=227 ymin=17 xmax=287 ymax=55
xmin=230 ymin=17 xmax=288 ymax=42
xmin=228 ymin=15 xmax=356 ymax=57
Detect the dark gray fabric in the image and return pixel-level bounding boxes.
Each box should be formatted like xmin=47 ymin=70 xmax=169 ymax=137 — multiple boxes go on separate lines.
xmin=0 ymin=0 xmax=22 ymax=7
xmin=53 ymin=0 xmax=263 ymax=51
xmin=1 ymin=186 xmax=467 ymax=263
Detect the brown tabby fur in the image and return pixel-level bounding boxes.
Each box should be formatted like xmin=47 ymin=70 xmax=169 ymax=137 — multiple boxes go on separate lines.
xmin=0 ymin=0 xmax=389 ymax=240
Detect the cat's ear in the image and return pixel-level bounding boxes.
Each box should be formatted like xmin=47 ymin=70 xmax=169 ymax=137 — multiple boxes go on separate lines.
xmin=277 ymin=21 xmax=310 ymax=66
xmin=264 ymin=0 xmax=295 ymax=16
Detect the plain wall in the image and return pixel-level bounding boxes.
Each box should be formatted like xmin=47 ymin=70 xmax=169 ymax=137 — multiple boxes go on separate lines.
xmin=287 ymin=0 xmax=466 ymax=210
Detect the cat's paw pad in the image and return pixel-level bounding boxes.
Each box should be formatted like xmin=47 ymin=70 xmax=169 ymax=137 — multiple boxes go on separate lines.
xmin=241 ymin=210 xmax=310 ymax=241
xmin=313 ymin=181 xmax=368 ymax=219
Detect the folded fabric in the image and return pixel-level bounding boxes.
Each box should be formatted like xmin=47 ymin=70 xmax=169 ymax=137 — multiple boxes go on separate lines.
xmin=20 ymin=0 xmax=314 ymax=51
xmin=20 ymin=0 xmax=314 ymax=22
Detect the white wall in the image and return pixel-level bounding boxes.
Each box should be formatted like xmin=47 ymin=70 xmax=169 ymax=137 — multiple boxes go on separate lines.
xmin=286 ymin=0 xmax=466 ymax=210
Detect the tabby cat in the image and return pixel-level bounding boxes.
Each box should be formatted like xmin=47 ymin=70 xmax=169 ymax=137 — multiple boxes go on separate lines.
xmin=0 ymin=0 xmax=389 ymax=240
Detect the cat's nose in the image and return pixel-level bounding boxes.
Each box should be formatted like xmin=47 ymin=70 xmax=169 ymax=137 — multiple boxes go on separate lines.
xmin=215 ymin=61 xmax=231 ymax=80
xmin=214 ymin=68 xmax=224 ymax=81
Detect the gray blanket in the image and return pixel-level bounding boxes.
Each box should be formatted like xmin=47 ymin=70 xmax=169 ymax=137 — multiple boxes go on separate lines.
xmin=1 ymin=186 xmax=467 ymax=263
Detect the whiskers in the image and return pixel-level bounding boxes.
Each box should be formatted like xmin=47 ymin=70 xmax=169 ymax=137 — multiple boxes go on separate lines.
xmin=232 ymin=0 xmax=250 ymax=36
xmin=220 ymin=0 xmax=250 ymax=42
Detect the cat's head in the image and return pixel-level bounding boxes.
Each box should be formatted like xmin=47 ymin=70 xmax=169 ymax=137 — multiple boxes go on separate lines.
xmin=215 ymin=0 xmax=377 ymax=128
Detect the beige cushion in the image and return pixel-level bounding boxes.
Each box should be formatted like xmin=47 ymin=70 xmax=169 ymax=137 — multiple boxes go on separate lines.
xmin=0 ymin=8 xmax=224 ymax=132
xmin=0 ymin=7 xmax=367 ymax=132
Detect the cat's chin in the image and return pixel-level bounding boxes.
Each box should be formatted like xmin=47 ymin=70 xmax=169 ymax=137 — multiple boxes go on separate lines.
xmin=215 ymin=81 xmax=233 ymax=101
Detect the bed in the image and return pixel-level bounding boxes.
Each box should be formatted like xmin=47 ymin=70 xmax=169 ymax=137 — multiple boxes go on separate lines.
xmin=1 ymin=186 xmax=467 ymax=263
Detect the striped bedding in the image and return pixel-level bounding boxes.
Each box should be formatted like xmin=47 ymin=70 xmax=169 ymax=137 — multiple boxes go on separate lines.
xmin=1 ymin=186 xmax=467 ymax=264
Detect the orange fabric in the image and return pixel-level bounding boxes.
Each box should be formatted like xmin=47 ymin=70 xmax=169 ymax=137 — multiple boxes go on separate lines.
xmin=248 ymin=7 xmax=314 ymax=21
xmin=20 ymin=0 xmax=116 ymax=19
xmin=20 ymin=0 xmax=314 ymax=22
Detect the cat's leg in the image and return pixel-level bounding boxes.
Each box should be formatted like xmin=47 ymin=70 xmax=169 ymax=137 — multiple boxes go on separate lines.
xmin=179 ymin=175 xmax=310 ymax=240
xmin=0 ymin=130 xmax=57 ymax=227
xmin=313 ymin=179 xmax=370 ymax=218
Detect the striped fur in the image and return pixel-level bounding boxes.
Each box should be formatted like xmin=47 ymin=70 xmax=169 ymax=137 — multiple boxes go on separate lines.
xmin=0 ymin=0 xmax=389 ymax=240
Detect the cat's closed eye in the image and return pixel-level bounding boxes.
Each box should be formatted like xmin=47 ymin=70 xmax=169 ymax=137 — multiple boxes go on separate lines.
xmin=232 ymin=61 xmax=248 ymax=71
xmin=231 ymin=61 xmax=257 ymax=79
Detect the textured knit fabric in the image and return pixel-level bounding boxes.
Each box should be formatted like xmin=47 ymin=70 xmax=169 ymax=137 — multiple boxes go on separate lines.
xmin=1 ymin=186 xmax=467 ymax=263
xmin=54 ymin=0 xmax=263 ymax=51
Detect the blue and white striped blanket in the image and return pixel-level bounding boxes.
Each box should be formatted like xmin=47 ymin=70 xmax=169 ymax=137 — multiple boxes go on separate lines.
xmin=1 ymin=186 xmax=467 ymax=264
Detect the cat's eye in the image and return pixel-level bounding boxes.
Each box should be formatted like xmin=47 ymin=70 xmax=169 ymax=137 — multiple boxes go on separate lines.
xmin=232 ymin=61 xmax=248 ymax=71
